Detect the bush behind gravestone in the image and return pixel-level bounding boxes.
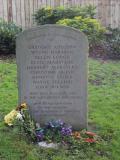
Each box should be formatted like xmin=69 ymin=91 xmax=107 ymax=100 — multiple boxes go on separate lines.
xmin=57 ymin=16 xmax=106 ymax=45
xmin=34 ymin=5 xmax=96 ymax=25
xmin=103 ymin=28 xmax=120 ymax=59
xmin=0 ymin=19 xmax=22 ymax=55
xmin=89 ymin=28 xmax=120 ymax=60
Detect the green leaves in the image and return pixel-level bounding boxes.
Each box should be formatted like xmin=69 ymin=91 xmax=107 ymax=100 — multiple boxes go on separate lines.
xmin=34 ymin=5 xmax=96 ymax=25
xmin=0 ymin=19 xmax=22 ymax=55
xmin=57 ymin=16 xmax=106 ymax=45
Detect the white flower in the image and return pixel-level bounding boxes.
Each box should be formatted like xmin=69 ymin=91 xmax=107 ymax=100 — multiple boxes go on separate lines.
xmin=16 ymin=112 xmax=24 ymax=121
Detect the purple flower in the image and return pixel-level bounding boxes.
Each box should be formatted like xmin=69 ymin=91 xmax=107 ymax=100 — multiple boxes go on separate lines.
xmin=36 ymin=133 xmax=44 ymax=141
xmin=61 ymin=126 xmax=72 ymax=136
xmin=36 ymin=128 xmax=44 ymax=141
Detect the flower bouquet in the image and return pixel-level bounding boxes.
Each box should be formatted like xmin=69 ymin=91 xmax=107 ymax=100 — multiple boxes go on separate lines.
xmin=4 ymin=103 xmax=100 ymax=148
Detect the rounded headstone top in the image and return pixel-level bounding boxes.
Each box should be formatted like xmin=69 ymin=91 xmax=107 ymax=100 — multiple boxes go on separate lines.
xmin=17 ymin=24 xmax=89 ymax=46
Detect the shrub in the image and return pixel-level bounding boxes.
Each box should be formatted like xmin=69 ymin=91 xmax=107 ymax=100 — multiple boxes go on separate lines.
xmin=103 ymin=28 xmax=120 ymax=59
xmin=0 ymin=19 xmax=22 ymax=55
xmin=57 ymin=16 xmax=106 ymax=45
xmin=34 ymin=5 xmax=96 ymax=25
xmin=89 ymin=29 xmax=120 ymax=59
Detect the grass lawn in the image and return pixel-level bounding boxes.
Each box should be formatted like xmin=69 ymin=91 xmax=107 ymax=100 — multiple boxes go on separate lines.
xmin=0 ymin=58 xmax=120 ymax=160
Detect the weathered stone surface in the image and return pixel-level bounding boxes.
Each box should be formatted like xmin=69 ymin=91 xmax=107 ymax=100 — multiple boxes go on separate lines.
xmin=16 ymin=25 xmax=88 ymax=129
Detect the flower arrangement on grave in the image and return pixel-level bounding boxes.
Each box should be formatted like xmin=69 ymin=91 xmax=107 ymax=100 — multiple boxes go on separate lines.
xmin=35 ymin=119 xmax=72 ymax=143
xmin=4 ymin=103 xmax=27 ymax=126
xmin=4 ymin=103 xmax=101 ymax=147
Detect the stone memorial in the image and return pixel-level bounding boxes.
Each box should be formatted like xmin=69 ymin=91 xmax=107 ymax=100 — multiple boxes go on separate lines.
xmin=16 ymin=25 xmax=88 ymax=129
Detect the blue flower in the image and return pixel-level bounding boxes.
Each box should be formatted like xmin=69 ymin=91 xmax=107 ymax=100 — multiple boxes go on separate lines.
xmin=56 ymin=119 xmax=64 ymax=126
xmin=45 ymin=119 xmax=64 ymax=129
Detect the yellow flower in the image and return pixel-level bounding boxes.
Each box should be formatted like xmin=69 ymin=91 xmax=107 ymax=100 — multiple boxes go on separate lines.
xmin=16 ymin=103 xmax=27 ymax=111
xmin=4 ymin=110 xmax=18 ymax=126
xmin=74 ymin=16 xmax=82 ymax=21
xmin=20 ymin=103 xmax=27 ymax=109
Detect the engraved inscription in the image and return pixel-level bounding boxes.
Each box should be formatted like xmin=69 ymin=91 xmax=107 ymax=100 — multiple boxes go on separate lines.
xmin=25 ymin=43 xmax=80 ymax=114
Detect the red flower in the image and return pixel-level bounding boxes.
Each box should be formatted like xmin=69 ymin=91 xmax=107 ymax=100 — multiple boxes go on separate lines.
xmin=85 ymin=131 xmax=96 ymax=137
xmin=84 ymin=138 xmax=96 ymax=143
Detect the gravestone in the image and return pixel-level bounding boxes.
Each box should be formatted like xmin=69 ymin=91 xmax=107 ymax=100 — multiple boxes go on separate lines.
xmin=16 ymin=25 xmax=88 ymax=129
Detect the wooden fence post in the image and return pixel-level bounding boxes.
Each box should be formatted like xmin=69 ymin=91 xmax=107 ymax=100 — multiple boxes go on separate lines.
xmin=54 ymin=0 xmax=60 ymax=7
xmin=7 ymin=0 xmax=13 ymax=22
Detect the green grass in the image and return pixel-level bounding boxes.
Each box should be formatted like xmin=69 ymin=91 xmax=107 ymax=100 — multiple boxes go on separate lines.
xmin=0 ymin=58 xmax=120 ymax=160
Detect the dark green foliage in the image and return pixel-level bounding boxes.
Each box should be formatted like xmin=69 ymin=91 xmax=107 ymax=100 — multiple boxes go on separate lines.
xmin=91 ymin=28 xmax=120 ymax=60
xmin=22 ymin=110 xmax=37 ymax=142
xmin=0 ymin=19 xmax=22 ymax=55
xmin=34 ymin=5 xmax=96 ymax=25
xmin=103 ymin=28 xmax=120 ymax=59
